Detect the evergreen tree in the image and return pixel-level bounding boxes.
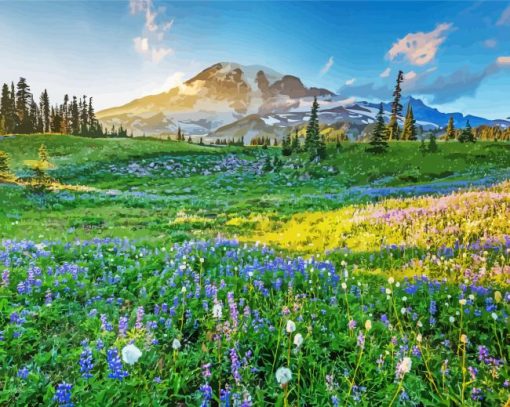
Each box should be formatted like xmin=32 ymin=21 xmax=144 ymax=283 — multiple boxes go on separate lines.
xmin=387 ymin=70 xmax=404 ymax=140
xmin=317 ymin=134 xmax=327 ymax=160
xmin=39 ymin=144 xmax=49 ymax=163
xmin=29 ymin=97 xmax=38 ymax=133
xmin=70 ymin=96 xmax=80 ymax=134
xmin=188 ymin=136 xmax=192 ymax=143
xmin=446 ymin=116 xmax=455 ymax=140
xmin=291 ymin=129 xmax=300 ymax=152
xmin=402 ymin=103 xmax=417 ymax=140
xmin=419 ymin=139 xmax=427 ymax=155
xmin=0 ymin=150 xmax=11 ymax=178
xmin=80 ymin=96 xmax=89 ymax=135
xmin=459 ymin=120 xmax=475 ymax=143
xmin=428 ymin=134 xmax=438 ymax=152
xmin=177 ymin=126 xmax=182 ymax=141
xmin=0 ymin=83 xmax=16 ymax=134
xmin=16 ymin=77 xmax=32 ymax=133
xmin=305 ymin=97 xmax=320 ymax=158
xmin=61 ymin=94 xmax=69 ymax=134
xmin=368 ymin=103 xmax=388 ymax=153
xmin=281 ymin=132 xmax=292 ymax=156
xmin=262 ymin=155 xmax=272 ymax=172
xmin=40 ymin=90 xmax=50 ymax=133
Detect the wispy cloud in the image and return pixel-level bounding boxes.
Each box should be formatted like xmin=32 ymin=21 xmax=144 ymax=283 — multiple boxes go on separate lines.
xmin=345 ymin=78 xmax=356 ymax=86
xmin=338 ymin=57 xmax=510 ymax=104
xmin=387 ymin=23 xmax=453 ymax=66
xmin=496 ymin=5 xmax=510 ymax=26
xmin=130 ymin=0 xmax=173 ymax=63
xmin=320 ymin=56 xmax=334 ymax=76
xmin=379 ymin=67 xmax=391 ymax=78
xmin=484 ymin=38 xmax=497 ymax=48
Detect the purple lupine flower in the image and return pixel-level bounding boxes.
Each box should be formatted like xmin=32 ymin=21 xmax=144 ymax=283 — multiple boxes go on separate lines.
xmin=227 ymin=292 xmax=238 ymax=329
xmin=106 ymin=348 xmax=128 ymax=380
xmin=135 ymin=306 xmax=144 ymax=330
xmin=202 ymin=363 xmax=212 ymax=379
xmin=79 ymin=346 xmax=93 ymax=379
xmin=357 ymin=332 xmax=365 ymax=350
xmin=17 ymin=367 xmax=29 ymax=380
xmin=411 ymin=346 xmax=421 ymax=358
xmin=100 ymin=314 xmax=113 ymax=332
xmin=468 ymin=366 xmax=478 ymax=381
xmin=471 ymin=388 xmax=483 ymax=401
xmin=118 ymin=316 xmax=128 ymax=337
xmin=200 ymin=383 xmax=213 ymax=407
xmin=1 ymin=269 xmax=9 ymax=286
xmin=53 ymin=382 xmax=73 ymax=407
xmin=348 ymin=320 xmax=356 ymax=330
xmin=220 ymin=388 xmax=231 ymax=407
xmin=230 ymin=348 xmax=242 ymax=385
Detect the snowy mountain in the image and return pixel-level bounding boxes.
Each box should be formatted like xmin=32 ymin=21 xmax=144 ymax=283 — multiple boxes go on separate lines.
xmin=97 ymin=62 xmax=510 ymax=141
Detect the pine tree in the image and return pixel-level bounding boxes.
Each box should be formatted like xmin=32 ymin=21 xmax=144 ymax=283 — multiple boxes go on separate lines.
xmin=388 ymin=70 xmax=404 ymax=141
xmin=16 ymin=77 xmax=32 ymax=133
xmin=282 ymin=132 xmax=292 ymax=156
xmin=40 ymin=90 xmax=50 ymax=133
xmin=291 ymin=129 xmax=300 ymax=152
xmin=262 ymin=155 xmax=272 ymax=172
xmin=0 ymin=150 xmax=11 ymax=178
xmin=428 ymin=134 xmax=438 ymax=152
xmin=70 ymin=96 xmax=80 ymax=134
xmin=446 ymin=116 xmax=455 ymax=140
xmin=61 ymin=94 xmax=69 ymax=134
xmin=317 ymin=134 xmax=327 ymax=160
xmin=368 ymin=103 xmax=388 ymax=153
xmin=402 ymin=103 xmax=416 ymax=140
xmin=39 ymin=144 xmax=49 ymax=162
xmin=459 ymin=120 xmax=475 ymax=143
xmin=419 ymin=139 xmax=427 ymax=155
xmin=305 ymin=97 xmax=320 ymax=159
xmin=0 ymin=83 xmax=16 ymax=134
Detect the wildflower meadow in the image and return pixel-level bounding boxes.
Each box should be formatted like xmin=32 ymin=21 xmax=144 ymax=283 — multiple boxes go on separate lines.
xmin=0 ymin=135 xmax=508 ymax=406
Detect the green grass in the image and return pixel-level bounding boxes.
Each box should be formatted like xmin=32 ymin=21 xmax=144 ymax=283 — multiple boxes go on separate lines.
xmin=1 ymin=135 xmax=510 ymax=243
xmin=0 ymin=134 xmax=219 ymax=171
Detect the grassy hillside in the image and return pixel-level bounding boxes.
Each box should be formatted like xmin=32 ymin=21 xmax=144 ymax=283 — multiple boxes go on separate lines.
xmin=0 ymin=134 xmax=216 ymax=171
xmin=1 ymin=135 xmax=510 ymax=243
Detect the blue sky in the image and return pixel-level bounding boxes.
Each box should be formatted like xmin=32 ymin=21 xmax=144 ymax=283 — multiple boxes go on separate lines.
xmin=1 ymin=1 xmax=509 ymax=119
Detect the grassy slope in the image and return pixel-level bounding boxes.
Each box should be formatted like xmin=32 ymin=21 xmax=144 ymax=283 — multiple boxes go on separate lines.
xmin=1 ymin=135 xmax=510 ymax=244
xmin=0 ymin=134 xmax=217 ymax=170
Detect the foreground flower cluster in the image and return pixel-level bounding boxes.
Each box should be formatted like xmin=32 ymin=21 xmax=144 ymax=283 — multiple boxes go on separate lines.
xmin=0 ymin=238 xmax=508 ymax=405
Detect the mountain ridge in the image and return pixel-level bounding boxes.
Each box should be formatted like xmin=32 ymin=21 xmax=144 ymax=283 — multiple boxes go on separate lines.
xmin=97 ymin=62 xmax=510 ymax=140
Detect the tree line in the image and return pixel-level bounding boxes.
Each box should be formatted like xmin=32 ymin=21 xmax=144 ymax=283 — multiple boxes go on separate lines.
xmin=0 ymin=77 xmax=127 ymax=137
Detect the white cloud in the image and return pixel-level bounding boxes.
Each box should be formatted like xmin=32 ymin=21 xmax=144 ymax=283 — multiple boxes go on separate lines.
xmin=345 ymin=78 xmax=356 ymax=85
xmin=130 ymin=0 xmax=174 ymax=64
xmin=387 ymin=23 xmax=453 ymax=66
xmin=379 ymin=67 xmax=391 ymax=78
xmin=151 ymin=47 xmax=173 ymax=63
xmin=404 ymin=71 xmax=417 ymax=81
xmin=320 ymin=56 xmax=334 ymax=76
xmin=133 ymin=36 xmax=149 ymax=54
xmin=496 ymin=5 xmax=510 ymax=26
xmin=496 ymin=56 xmax=510 ymax=65
xmin=484 ymin=38 xmax=497 ymax=48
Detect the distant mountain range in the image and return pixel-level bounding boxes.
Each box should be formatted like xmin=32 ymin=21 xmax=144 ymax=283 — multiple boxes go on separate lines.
xmin=97 ymin=62 xmax=510 ymax=142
